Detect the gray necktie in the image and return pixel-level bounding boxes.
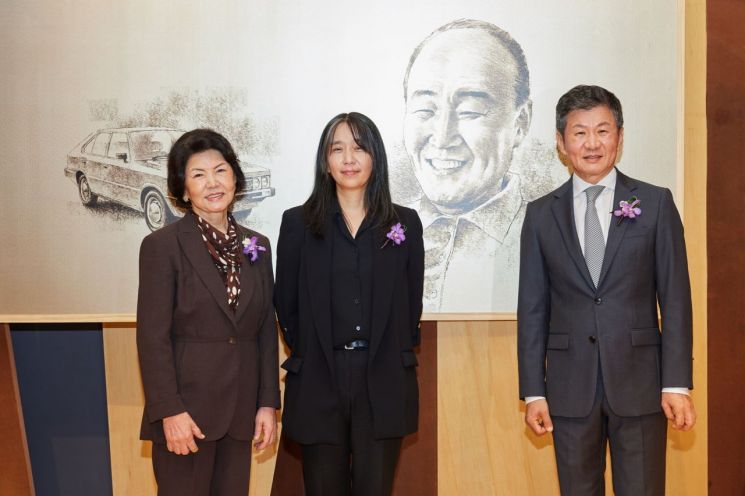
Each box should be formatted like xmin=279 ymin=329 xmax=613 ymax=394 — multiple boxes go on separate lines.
xmin=584 ymin=185 xmax=606 ymax=287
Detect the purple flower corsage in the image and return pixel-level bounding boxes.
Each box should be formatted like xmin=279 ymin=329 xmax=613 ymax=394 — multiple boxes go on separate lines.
xmin=381 ymin=223 xmax=406 ymax=248
xmin=613 ymin=197 xmax=642 ymax=225
xmin=242 ymin=235 xmax=267 ymax=263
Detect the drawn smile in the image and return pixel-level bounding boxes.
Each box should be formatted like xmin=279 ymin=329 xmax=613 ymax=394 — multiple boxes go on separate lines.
xmin=426 ymin=158 xmax=468 ymax=173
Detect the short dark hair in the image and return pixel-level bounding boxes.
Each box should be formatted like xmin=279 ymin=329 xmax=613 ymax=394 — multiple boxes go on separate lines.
xmin=556 ymin=85 xmax=623 ymax=135
xmin=303 ymin=112 xmax=396 ymax=237
xmin=167 ymin=128 xmax=245 ymax=209
xmin=403 ymin=19 xmax=530 ymax=107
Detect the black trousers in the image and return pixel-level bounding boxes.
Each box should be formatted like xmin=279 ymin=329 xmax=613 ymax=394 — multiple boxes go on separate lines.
xmin=551 ymin=371 xmax=668 ymax=496
xmin=152 ymin=434 xmax=252 ymax=496
xmin=301 ymin=349 xmax=403 ymax=496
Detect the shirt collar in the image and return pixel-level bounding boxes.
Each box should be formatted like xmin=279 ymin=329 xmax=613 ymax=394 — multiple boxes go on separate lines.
xmin=416 ymin=172 xmax=525 ymax=242
xmin=572 ymin=167 xmax=617 ymax=198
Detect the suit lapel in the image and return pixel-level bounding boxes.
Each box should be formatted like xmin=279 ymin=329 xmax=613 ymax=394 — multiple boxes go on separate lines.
xmin=369 ymin=229 xmax=399 ymax=360
xmin=234 ymin=225 xmax=257 ymax=324
xmin=305 ymin=221 xmax=335 ymax=371
xmin=597 ymin=170 xmax=637 ymax=289
xmin=178 ymin=215 xmax=236 ymax=326
xmin=551 ymin=178 xmax=596 ymax=292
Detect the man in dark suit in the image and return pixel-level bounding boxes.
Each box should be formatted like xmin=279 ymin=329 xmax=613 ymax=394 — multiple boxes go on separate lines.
xmin=517 ymin=85 xmax=696 ymax=495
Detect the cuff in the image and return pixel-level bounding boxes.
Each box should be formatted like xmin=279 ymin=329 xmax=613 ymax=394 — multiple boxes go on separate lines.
xmin=525 ymin=396 xmax=546 ymax=404
xmin=662 ymin=387 xmax=690 ymax=396
xmin=258 ymin=388 xmax=281 ymax=409
xmin=145 ymin=396 xmax=187 ymax=422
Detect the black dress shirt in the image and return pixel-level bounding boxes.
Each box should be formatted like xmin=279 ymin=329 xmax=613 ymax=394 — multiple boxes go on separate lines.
xmin=330 ymin=205 xmax=373 ymax=347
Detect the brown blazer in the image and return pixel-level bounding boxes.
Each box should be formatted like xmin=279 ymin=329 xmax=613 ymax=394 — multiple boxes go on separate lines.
xmin=136 ymin=214 xmax=280 ymax=443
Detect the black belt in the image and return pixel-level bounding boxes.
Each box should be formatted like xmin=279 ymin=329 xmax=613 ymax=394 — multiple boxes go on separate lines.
xmin=333 ymin=339 xmax=370 ymax=350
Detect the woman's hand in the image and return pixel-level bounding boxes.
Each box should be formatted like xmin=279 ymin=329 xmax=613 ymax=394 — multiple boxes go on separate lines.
xmin=253 ymin=407 xmax=277 ymax=450
xmin=162 ymin=411 xmax=205 ymax=455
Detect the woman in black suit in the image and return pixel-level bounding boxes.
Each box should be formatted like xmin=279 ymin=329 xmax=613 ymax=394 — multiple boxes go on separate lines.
xmin=274 ymin=112 xmax=424 ymax=496
xmin=136 ymin=129 xmax=280 ymax=495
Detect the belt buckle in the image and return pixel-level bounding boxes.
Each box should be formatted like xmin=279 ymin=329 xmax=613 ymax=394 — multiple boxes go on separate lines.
xmin=344 ymin=342 xmax=354 ymax=350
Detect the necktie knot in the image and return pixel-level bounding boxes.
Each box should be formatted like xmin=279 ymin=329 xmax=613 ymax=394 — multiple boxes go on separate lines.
xmin=585 ymin=185 xmax=605 ymax=204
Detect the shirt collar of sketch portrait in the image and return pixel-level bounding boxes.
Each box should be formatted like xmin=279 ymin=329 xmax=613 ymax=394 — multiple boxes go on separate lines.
xmin=182 ymin=149 xmax=237 ymax=232
xmin=415 ymin=170 xmax=524 ymax=244
xmin=403 ymin=20 xmax=532 ymax=218
xmin=556 ymin=105 xmax=624 ymax=185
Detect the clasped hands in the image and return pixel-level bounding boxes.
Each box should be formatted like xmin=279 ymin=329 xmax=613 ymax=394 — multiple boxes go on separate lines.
xmin=524 ymin=393 xmax=696 ymax=436
xmin=162 ymin=407 xmax=277 ymax=455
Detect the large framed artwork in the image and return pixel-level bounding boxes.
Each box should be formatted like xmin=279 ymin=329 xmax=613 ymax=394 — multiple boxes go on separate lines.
xmin=0 ymin=0 xmax=681 ymax=316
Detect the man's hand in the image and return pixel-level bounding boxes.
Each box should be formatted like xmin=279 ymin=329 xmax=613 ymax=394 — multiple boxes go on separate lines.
xmin=525 ymin=399 xmax=554 ymax=436
xmin=661 ymin=392 xmax=696 ymax=431
xmin=253 ymin=407 xmax=277 ymax=450
xmin=163 ymin=411 xmax=205 ymax=455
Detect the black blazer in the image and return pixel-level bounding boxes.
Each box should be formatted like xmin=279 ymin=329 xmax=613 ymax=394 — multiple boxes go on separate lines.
xmin=274 ymin=205 xmax=424 ymax=444
xmin=137 ymin=214 xmax=280 ymax=443
xmin=517 ymin=170 xmax=693 ymax=418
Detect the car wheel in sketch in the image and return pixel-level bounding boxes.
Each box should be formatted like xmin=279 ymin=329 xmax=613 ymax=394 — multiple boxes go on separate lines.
xmin=77 ymin=174 xmax=97 ymax=206
xmin=143 ymin=189 xmax=171 ymax=231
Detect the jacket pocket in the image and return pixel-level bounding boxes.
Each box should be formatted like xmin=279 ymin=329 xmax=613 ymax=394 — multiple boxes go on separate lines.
xmin=631 ymin=328 xmax=661 ymax=346
xmin=546 ymin=334 xmax=569 ymax=350
xmin=281 ymin=355 xmax=304 ymax=374
xmin=401 ymin=350 xmax=418 ymax=367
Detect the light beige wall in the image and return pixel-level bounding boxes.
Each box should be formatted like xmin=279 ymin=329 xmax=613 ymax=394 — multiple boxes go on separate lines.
xmin=16 ymin=1 xmax=708 ymax=494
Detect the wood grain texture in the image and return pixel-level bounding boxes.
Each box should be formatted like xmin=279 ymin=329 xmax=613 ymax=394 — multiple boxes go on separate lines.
xmin=671 ymin=0 xmax=708 ymax=494
xmin=102 ymin=324 xmax=157 ymax=496
xmin=703 ymin=0 xmax=745 ymax=492
xmin=102 ymin=323 xmax=282 ymax=496
xmin=0 ymin=324 xmax=35 ymax=496
xmin=437 ymin=321 xmax=559 ymax=495
xmin=436 ymin=318 xmax=707 ymax=495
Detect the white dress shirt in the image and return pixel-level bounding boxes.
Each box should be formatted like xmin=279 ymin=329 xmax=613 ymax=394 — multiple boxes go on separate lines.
xmin=525 ymin=169 xmax=688 ymax=404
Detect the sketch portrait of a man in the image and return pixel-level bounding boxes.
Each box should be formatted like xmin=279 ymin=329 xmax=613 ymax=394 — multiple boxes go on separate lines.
xmin=403 ymin=19 xmax=533 ymax=312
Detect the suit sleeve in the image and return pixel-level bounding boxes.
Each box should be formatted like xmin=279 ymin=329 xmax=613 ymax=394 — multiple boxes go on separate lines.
xmin=257 ymin=238 xmax=281 ymax=408
xmin=407 ymin=209 xmax=425 ymax=346
xmin=273 ymin=210 xmax=302 ymax=350
xmin=517 ymin=202 xmax=551 ymax=399
xmin=136 ymin=234 xmax=187 ymax=422
xmin=655 ymin=189 xmax=694 ymax=389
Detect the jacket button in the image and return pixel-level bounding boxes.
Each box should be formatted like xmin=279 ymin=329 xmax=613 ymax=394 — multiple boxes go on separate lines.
xmin=228 ymin=337 xmax=237 ymax=344
xmin=589 ymin=335 xmax=597 ymax=343
xmin=594 ymin=297 xmax=603 ymax=305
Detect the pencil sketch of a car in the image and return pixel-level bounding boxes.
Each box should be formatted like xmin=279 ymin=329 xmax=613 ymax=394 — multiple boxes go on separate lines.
xmin=64 ymin=128 xmax=275 ymax=230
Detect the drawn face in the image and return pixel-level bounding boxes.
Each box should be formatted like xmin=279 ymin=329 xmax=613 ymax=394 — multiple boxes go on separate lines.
xmin=183 ymin=149 xmax=236 ymax=220
xmin=404 ymin=29 xmax=530 ymax=214
xmin=557 ymin=105 xmax=623 ymax=184
xmin=327 ymin=122 xmax=373 ymax=194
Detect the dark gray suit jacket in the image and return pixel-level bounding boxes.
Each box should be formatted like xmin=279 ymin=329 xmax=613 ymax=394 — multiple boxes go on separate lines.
xmin=137 ymin=214 xmax=281 ymax=443
xmin=518 ymin=170 xmax=693 ymax=418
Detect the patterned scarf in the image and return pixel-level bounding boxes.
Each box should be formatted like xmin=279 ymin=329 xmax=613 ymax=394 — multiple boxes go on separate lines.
xmin=192 ymin=212 xmax=242 ymax=312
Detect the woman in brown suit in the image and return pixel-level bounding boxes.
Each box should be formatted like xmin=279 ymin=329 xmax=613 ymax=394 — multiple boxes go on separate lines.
xmin=136 ymin=129 xmax=280 ymax=495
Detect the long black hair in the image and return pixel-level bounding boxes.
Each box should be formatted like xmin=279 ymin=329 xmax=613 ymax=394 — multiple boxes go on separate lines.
xmin=303 ymin=112 xmax=396 ymax=237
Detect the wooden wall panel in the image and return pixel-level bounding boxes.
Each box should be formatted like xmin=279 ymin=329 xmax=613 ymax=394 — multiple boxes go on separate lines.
xmin=102 ymin=324 xmax=156 ymax=496
xmin=706 ymin=0 xmax=745 ymax=493
xmin=0 ymin=324 xmax=35 ymax=496
xmin=436 ymin=319 xmax=707 ymax=495
xmin=437 ymin=321 xmax=559 ymax=495
xmin=102 ymin=323 xmax=280 ymax=496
